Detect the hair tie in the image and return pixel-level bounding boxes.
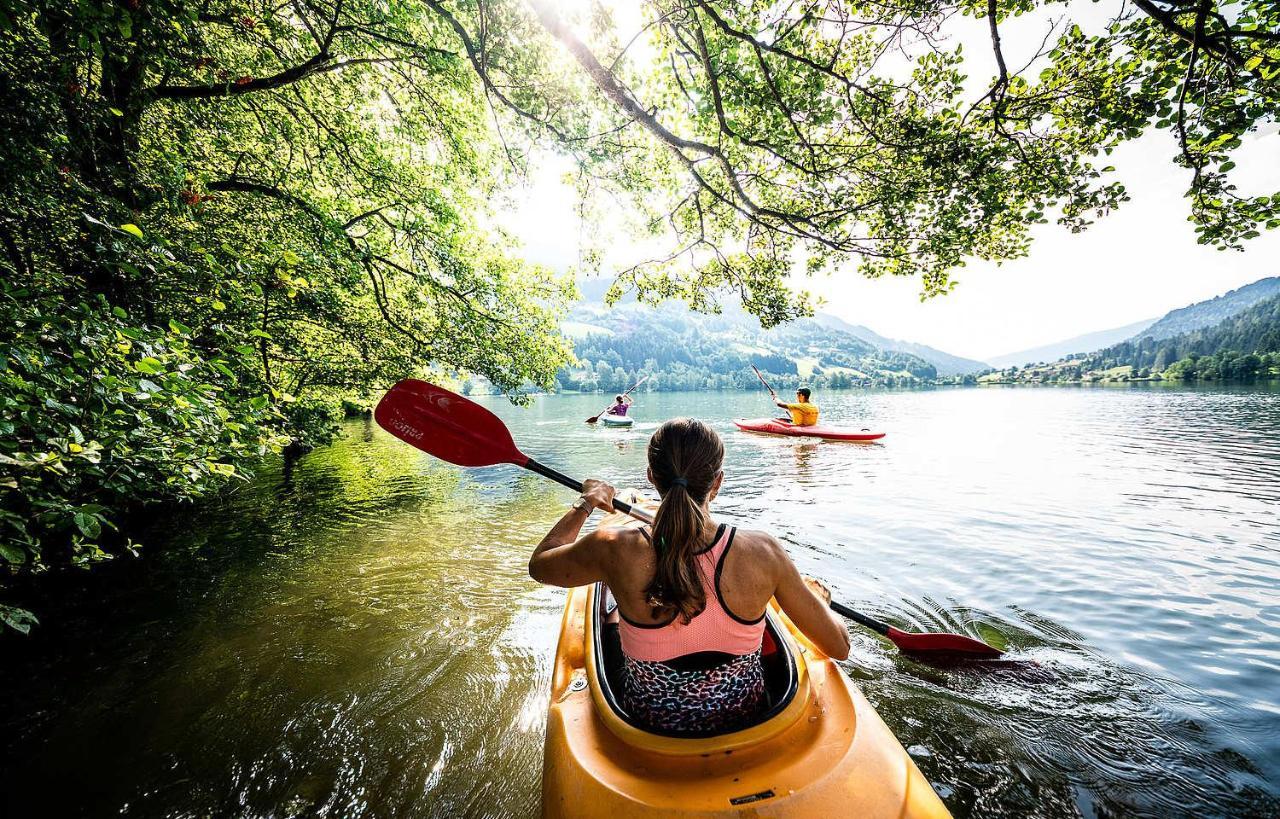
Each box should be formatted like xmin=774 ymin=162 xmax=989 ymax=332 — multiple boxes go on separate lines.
xmin=670 ymin=477 xmax=688 ymax=488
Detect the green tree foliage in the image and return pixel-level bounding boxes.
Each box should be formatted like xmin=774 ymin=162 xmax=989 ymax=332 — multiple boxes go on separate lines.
xmin=0 ymin=0 xmax=572 ymax=616
xmin=0 ymin=283 xmax=285 ymax=618
xmin=512 ymin=1 xmax=1280 ymax=321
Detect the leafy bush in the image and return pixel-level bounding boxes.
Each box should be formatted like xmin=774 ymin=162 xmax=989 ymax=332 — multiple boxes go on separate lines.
xmin=0 ymin=283 xmax=285 ymax=607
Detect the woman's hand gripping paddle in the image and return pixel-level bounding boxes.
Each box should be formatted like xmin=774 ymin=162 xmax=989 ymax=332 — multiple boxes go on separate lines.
xmin=376 ymin=379 xmax=1001 ymax=659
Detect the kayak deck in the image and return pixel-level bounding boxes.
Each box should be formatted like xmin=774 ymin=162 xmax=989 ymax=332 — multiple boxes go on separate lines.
xmin=540 ymin=510 xmax=949 ymax=818
xmin=601 ymin=414 xmax=634 ymax=426
xmin=733 ymin=417 xmax=885 ymax=441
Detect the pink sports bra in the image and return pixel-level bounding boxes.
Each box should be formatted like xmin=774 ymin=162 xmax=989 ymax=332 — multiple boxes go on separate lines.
xmin=618 ymin=524 xmax=766 ymax=663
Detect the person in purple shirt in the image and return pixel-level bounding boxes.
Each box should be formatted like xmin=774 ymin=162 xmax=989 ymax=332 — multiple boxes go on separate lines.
xmin=607 ymin=394 xmax=633 ymax=417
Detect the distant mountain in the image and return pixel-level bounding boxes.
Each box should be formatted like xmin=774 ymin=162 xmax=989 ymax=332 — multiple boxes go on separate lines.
xmin=568 ymin=280 xmax=987 ymax=376
xmin=987 ymin=318 xmax=1157 ymax=369
xmin=812 ymin=314 xmax=989 ymax=376
xmin=982 ymin=291 xmax=1280 ymax=384
xmin=1132 ymin=277 xmax=1280 ymax=343
xmin=556 ymin=300 xmax=944 ymax=392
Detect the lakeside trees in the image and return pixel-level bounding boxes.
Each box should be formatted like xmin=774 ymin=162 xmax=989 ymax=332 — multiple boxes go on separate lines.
xmin=2 ymin=1 xmax=1278 ymax=627
xmin=1 ymin=1 xmax=575 ymax=608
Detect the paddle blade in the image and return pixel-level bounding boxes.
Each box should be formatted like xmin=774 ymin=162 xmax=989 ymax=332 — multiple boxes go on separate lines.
xmin=375 ymin=379 xmax=527 ymax=468
xmin=885 ymin=626 xmax=1004 ymax=659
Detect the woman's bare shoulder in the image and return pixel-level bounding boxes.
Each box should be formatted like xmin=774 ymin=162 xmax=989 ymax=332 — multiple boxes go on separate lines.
xmin=727 ymin=527 xmax=787 ymax=563
xmin=592 ymin=524 xmax=651 ymax=556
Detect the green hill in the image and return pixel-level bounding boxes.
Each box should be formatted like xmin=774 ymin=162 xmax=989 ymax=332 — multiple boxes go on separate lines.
xmin=984 ymin=291 xmax=1280 ymax=384
xmin=554 ymin=301 xmax=939 ymax=393
xmin=1132 ymin=277 xmax=1280 ymax=343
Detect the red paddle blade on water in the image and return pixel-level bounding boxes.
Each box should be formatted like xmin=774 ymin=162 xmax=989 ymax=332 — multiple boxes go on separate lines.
xmin=375 ymin=378 xmax=529 ymax=468
xmin=829 ymin=600 xmax=1003 ymax=660
xmin=885 ymin=626 xmax=1004 ymax=659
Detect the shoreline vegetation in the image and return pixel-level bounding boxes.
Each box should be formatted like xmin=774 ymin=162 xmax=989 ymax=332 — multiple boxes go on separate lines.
xmin=460 ymin=358 xmax=1280 ymax=396
xmin=969 ymin=351 xmax=1280 ymax=386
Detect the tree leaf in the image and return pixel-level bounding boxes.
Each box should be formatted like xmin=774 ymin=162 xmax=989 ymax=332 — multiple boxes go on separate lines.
xmin=0 ymin=542 xmax=27 ymax=565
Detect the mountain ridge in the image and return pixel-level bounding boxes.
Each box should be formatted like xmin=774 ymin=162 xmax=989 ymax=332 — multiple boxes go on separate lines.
xmin=568 ymin=282 xmax=989 ymax=377
xmin=810 ymin=314 xmax=990 ymax=376
xmin=1131 ymin=277 xmax=1280 ymax=343
xmin=556 ymin=299 xmax=946 ymax=392
xmin=987 ymin=318 xmax=1158 ymax=369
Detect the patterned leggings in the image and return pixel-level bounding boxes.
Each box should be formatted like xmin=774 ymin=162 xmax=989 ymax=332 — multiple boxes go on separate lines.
xmin=621 ymin=650 xmax=767 ymax=735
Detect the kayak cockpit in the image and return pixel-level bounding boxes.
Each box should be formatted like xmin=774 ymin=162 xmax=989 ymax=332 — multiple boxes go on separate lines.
xmin=583 ymin=582 xmax=814 ymax=755
xmin=543 ymin=576 xmax=954 ymax=817
xmin=591 ymin=583 xmax=800 ymax=739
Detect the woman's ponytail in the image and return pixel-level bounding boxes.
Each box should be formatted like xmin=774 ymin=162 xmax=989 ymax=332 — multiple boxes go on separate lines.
xmin=645 ymin=419 xmax=724 ymax=623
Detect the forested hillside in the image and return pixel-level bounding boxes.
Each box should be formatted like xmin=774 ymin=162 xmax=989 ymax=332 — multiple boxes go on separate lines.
xmin=550 ymin=302 xmax=939 ymax=393
xmin=810 ymin=315 xmax=990 ymax=376
xmin=1133 ymin=278 xmax=1280 ymax=342
xmin=1088 ymin=293 xmax=1280 ymax=377
xmin=982 ymin=293 xmax=1280 ymax=384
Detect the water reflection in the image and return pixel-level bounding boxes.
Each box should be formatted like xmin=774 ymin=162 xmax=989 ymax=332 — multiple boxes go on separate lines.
xmin=2 ymin=385 xmax=1279 ymax=818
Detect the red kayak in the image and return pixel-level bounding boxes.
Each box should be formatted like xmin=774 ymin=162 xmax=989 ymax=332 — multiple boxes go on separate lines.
xmin=733 ymin=418 xmax=886 ymax=442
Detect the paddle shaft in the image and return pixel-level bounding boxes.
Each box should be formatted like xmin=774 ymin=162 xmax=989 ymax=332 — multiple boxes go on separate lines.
xmin=523 ymin=436 xmax=996 ymax=656
xmin=523 ymin=457 xmax=654 ymax=523
xmin=829 ymin=600 xmax=890 ymax=636
xmin=377 ymin=378 xmax=1000 ymax=659
xmin=750 ymin=364 xmax=777 ymax=398
xmin=527 ymin=454 xmax=895 ymax=638
xmin=526 ymin=457 xmax=901 ymax=643
xmin=587 ymin=375 xmax=649 ymax=423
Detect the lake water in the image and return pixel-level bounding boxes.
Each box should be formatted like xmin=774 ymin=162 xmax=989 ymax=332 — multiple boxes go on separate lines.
xmin=2 ymin=386 xmax=1278 ymax=817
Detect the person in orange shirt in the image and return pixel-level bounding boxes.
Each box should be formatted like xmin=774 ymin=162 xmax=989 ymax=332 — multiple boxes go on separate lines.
xmin=775 ymin=387 xmax=819 ymax=426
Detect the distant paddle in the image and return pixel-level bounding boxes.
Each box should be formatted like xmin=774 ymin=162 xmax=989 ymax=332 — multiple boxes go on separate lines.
xmin=376 ymin=378 xmax=1002 ymax=660
xmin=750 ymin=364 xmax=778 ymax=400
xmin=586 ymin=375 xmax=649 ymax=424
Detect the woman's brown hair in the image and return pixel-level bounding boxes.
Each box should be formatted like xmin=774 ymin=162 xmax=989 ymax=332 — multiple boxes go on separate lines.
xmin=645 ymin=418 xmax=724 ymax=623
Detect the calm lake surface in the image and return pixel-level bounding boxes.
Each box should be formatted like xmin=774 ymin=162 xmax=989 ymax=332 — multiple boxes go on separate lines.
xmin=3 ymin=386 xmax=1279 ymax=818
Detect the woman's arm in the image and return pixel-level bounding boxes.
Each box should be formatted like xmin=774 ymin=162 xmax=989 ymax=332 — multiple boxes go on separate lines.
xmin=770 ymin=541 xmax=851 ymax=660
xmin=528 ymin=480 xmax=616 ymax=588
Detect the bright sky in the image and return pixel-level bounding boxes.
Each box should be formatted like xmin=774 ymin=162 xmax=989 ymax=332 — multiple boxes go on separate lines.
xmin=502 ymin=4 xmax=1280 ymax=363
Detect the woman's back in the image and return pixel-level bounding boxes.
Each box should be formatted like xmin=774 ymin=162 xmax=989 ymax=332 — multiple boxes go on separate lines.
xmin=607 ymin=521 xmax=781 ymax=649
xmin=614 ymin=523 xmax=764 ymax=661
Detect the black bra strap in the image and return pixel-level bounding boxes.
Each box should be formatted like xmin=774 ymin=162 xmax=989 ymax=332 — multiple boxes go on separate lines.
xmin=714 ymin=528 xmax=766 ymax=626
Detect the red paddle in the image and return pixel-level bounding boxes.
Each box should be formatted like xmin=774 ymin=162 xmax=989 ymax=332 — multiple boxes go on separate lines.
xmin=830 ymin=601 xmax=1003 ymax=659
xmin=375 ymin=378 xmax=1003 ymax=660
xmin=376 ymin=378 xmax=650 ymax=520
xmin=750 ymin=364 xmax=778 ymax=400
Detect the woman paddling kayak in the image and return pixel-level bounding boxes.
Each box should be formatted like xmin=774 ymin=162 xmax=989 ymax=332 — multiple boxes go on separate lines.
xmin=528 ymin=418 xmax=850 ymax=733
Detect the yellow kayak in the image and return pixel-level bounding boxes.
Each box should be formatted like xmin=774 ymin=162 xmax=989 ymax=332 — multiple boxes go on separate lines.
xmin=541 ymin=509 xmax=952 ymax=818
